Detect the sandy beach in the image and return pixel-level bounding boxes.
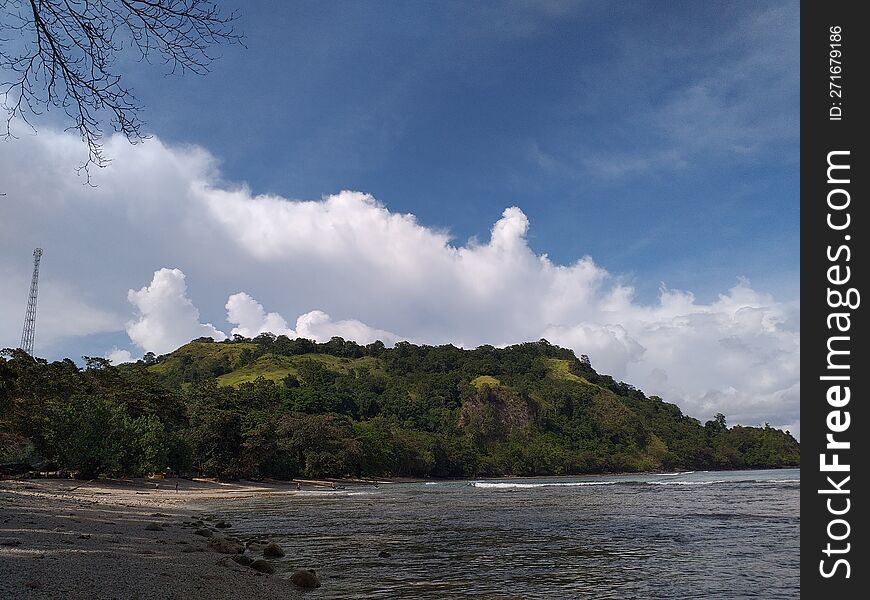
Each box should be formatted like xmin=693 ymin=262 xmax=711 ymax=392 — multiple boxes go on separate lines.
xmin=0 ymin=478 xmax=329 ymax=599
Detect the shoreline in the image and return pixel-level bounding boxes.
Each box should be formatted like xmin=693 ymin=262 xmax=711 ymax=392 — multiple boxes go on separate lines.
xmin=0 ymin=469 xmax=799 ymax=598
xmin=0 ymin=478 xmax=309 ymax=599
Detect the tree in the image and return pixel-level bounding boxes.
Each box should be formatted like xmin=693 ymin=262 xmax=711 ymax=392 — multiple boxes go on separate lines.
xmin=43 ymin=394 xmax=128 ymax=478
xmin=1 ymin=0 xmax=241 ymax=173
xmin=704 ymin=412 xmax=727 ymax=437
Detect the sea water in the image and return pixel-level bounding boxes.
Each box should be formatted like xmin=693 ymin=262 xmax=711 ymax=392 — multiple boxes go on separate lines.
xmin=219 ymin=468 xmax=799 ymax=599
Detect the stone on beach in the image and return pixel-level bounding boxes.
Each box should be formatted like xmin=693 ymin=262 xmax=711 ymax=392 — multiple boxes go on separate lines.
xmin=144 ymin=523 xmax=164 ymax=531
xmin=262 ymin=542 xmax=285 ymax=558
xmin=249 ymin=558 xmax=275 ymax=574
xmin=290 ymin=569 xmax=321 ymax=589
xmin=231 ymin=555 xmax=254 ymax=566
xmin=207 ymin=536 xmax=244 ymax=554
xmin=194 ymin=528 xmax=214 ymax=537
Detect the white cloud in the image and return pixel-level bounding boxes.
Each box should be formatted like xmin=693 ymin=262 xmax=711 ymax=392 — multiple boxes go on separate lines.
xmin=540 ymin=322 xmax=645 ymax=379
xmin=106 ymin=347 xmax=135 ymax=364
xmin=224 ymin=291 xmax=401 ymax=344
xmin=126 ymin=268 xmax=226 ymax=355
xmin=225 ymin=292 xmax=294 ymax=338
xmin=0 ymin=130 xmax=799 ymax=433
xmin=294 ymin=309 xmax=402 ymax=345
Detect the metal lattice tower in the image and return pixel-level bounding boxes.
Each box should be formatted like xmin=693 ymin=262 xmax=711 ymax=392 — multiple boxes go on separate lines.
xmin=20 ymin=248 xmax=43 ymax=356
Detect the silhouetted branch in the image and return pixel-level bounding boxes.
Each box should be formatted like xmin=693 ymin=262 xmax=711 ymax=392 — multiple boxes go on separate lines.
xmin=1 ymin=0 xmax=241 ymax=177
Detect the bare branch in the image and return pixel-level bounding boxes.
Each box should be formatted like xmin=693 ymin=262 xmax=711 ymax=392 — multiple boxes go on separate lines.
xmin=1 ymin=0 xmax=242 ymax=177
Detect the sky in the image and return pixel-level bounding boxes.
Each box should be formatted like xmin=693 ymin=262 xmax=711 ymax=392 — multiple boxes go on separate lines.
xmin=0 ymin=1 xmax=799 ymax=436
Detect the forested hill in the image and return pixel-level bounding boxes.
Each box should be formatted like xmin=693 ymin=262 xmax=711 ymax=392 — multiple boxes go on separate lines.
xmin=0 ymin=337 xmax=799 ymax=480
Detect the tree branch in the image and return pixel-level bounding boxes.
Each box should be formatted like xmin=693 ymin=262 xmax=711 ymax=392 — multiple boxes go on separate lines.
xmin=1 ymin=0 xmax=242 ymax=179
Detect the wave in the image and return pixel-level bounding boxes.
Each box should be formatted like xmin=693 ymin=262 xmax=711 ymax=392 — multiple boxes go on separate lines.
xmin=468 ymin=477 xmax=799 ymax=490
xmin=471 ymin=481 xmax=619 ymax=489
xmin=647 ymin=480 xmax=728 ymax=486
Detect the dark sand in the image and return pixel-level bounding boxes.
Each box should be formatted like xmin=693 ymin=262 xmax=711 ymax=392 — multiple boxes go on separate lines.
xmin=0 ymin=478 xmax=311 ymax=599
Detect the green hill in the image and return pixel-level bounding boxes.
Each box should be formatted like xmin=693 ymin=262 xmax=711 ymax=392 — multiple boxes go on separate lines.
xmin=1 ymin=336 xmax=799 ymax=479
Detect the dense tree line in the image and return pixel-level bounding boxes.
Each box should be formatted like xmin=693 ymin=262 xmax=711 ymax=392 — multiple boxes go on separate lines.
xmin=0 ymin=339 xmax=799 ymax=480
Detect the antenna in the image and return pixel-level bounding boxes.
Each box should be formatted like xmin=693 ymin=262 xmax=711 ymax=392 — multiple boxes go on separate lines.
xmin=20 ymin=248 xmax=43 ymax=356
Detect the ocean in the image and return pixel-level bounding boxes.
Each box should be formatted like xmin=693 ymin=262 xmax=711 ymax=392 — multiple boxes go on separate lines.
xmin=219 ymin=468 xmax=800 ymax=599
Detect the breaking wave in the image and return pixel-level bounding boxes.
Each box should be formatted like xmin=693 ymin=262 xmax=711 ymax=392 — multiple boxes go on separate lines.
xmin=468 ymin=476 xmax=800 ymax=490
xmin=470 ymin=481 xmax=619 ymax=489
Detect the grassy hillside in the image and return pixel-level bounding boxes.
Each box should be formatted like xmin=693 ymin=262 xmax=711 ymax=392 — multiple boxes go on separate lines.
xmin=1 ymin=336 xmax=800 ymax=480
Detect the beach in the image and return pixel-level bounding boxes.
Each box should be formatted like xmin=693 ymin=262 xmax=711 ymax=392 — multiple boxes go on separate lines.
xmin=1 ymin=470 xmax=801 ymax=598
xmin=0 ymin=478 xmax=317 ymax=600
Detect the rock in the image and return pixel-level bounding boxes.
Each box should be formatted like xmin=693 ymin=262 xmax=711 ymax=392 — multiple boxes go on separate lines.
xmin=194 ymin=528 xmax=214 ymax=538
xmin=262 ymin=542 xmax=285 ymax=558
xmin=231 ymin=555 xmax=254 ymax=566
xmin=215 ymin=520 xmax=231 ymax=529
xmin=249 ymin=558 xmax=275 ymax=574
xmin=144 ymin=523 xmax=164 ymax=531
xmin=217 ymin=557 xmax=247 ymax=570
xmin=290 ymin=569 xmax=321 ymax=589
xmin=207 ymin=536 xmax=244 ymax=554
xmin=378 ymin=550 xmax=391 ymax=558
xmin=78 ymin=534 xmax=91 ymax=539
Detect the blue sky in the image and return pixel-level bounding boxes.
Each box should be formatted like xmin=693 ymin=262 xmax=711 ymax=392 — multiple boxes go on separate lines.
xmin=121 ymin=0 xmax=799 ymax=303
xmin=1 ymin=1 xmax=800 ymax=433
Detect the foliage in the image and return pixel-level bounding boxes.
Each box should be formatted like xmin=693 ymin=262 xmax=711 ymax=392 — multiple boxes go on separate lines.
xmin=0 ymin=340 xmax=799 ymax=480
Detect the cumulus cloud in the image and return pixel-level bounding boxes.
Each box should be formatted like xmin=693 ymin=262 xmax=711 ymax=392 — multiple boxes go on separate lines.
xmin=225 ymin=292 xmax=294 ymax=338
xmin=126 ymin=268 xmax=226 ymax=354
xmin=0 ymin=130 xmax=799 ymax=433
xmin=540 ymin=323 xmax=645 ymax=379
xmin=293 ymin=309 xmax=402 ymax=345
xmin=105 ymin=348 xmax=135 ymax=365
xmin=225 ymin=291 xmax=401 ymax=344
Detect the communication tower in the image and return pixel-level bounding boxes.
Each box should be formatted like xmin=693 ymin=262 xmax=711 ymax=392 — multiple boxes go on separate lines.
xmin=20 ymin=248 xmax=43 ymax=356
